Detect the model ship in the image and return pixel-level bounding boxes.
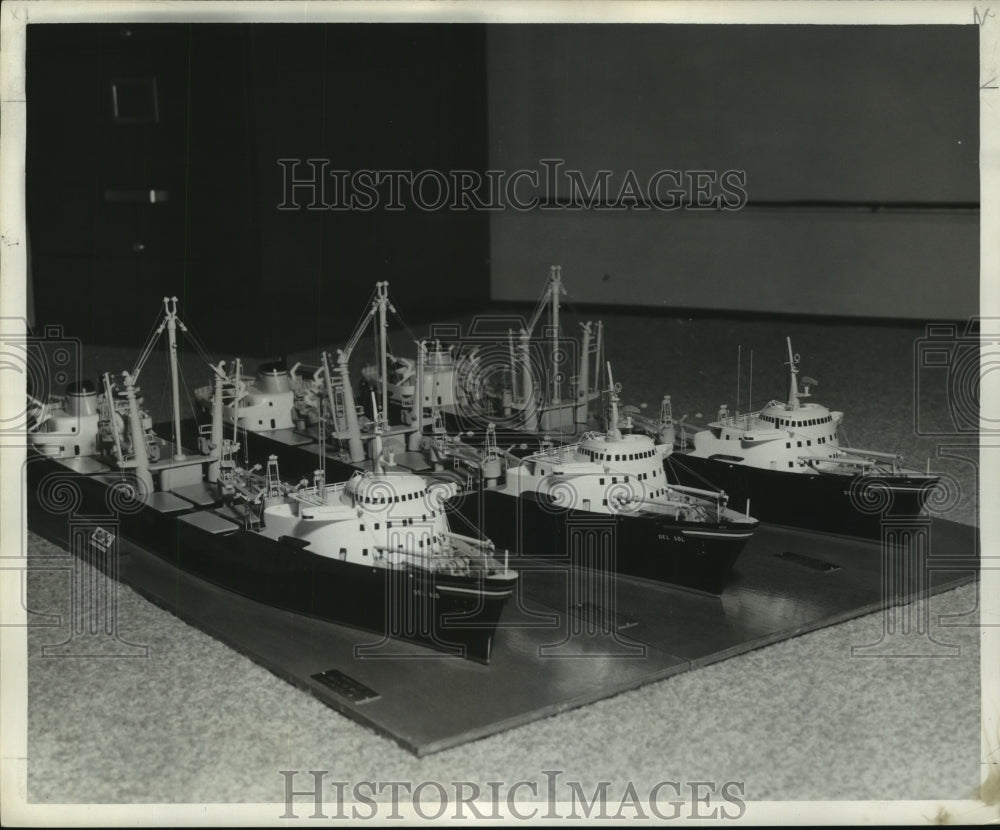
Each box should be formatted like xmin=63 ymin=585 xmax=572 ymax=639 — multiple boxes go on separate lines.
xmin=187 ymin=277 xmax=757 ymax=594
xmin=666 ymin=337 xmax=939 ymax=538
xmin=441 ymin=365 xmax=758 ymax=595
xmin=194 ymin=283 xmax=418 ymax=473
xmin=26 ymin=298 xmax=517 ymax=662
xmin=362 ymin=266 xmax=605 ymax=441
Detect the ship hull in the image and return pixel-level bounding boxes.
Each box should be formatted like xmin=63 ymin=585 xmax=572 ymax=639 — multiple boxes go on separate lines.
xmin=192 ymin=421 xmax=752 ymax=594
xmin=667 ymin=453 xmax=937 ymax=539
xmin=452 ymin=488 xmax=754 ymax=595
xmin=25 ymin=454 xmax=511 ymax=663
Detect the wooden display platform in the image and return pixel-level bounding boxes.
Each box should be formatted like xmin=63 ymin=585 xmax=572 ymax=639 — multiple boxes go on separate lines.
xmin=27 ymin=506 xmax=978 ymax=756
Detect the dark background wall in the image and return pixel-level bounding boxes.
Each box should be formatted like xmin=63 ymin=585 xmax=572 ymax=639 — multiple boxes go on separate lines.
xmin=25 ymin=23 xmax=978 ymax=354
xmin=26 ymin=23 xmax=491 ymax=353
xmin=487 ymin=25 xmax=979 ymax=319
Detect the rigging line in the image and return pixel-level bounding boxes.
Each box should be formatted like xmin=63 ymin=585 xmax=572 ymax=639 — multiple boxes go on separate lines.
xmin=389 ymin=305 xmax=420 ymax=355
xmin=177 ymin=315 xmax=218 ymax=372
xmin=664 ymin=453 xmax=723 ymax=492
xmin=153 ymin=338 xmax=171 ymax=425
xmin=131 ymin=307 xmax=167 ymax=378
xmin=343 ymin=284 xmax=381 ymax=361
xmin=177 ymin=362 xmax=200 ymax=427
xmin=381 ymin=282 xmax=418 ymax=346
xmin=444 ymin=488 xmax=491 ymax=542
xmin=164 ymin=336 xmax=179 ymax=448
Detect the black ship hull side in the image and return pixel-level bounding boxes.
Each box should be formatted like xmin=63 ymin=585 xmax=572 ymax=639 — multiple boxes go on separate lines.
xmin=25 ymin=454 xmax=510 ymax=662
xmin=667 ymin=453 xmax=937 ymax=539
xmin=194 ymin=422 xmax=751 ymax=593
xmin=171 ymin=523 xmax=510 ymax=663
xmin=453 ymin=488 xmax=754 ymax=595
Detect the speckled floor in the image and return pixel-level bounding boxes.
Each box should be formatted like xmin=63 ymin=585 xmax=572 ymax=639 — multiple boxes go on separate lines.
xmin=19 ymin=309 xmax=984 ymax=806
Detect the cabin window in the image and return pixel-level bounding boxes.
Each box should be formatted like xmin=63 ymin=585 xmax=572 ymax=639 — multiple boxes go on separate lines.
xmin=339 ymin=547 xmax=347 ymax=559
xmin=612 ymin=477 xmax=617 ymax=484
xmin=374 ymin=523 xmax=380 ymax=530
xmin=362 ymin=549 xmax=368 ymax=556
xmin=380 ymin=497 xmax=386 ymax=504
xmin=600 ymin=478 xmax=605 ymax=485
xmin=602 ymin=499 xmax=608 ymax=506
xmin=268 ymin=401 xmax=273 ymax=406
xmin=807 ymin=440 xmax=811 ymax=446
xmin=797 ymin=441 xmax=802 ymax=447
xmin=788 ymin=462 xmax=794 ymax=468
xmin=74 ymin=445 xmax=80 ymax=456
xmin=359 ymin=524 xmax=365 ymax=531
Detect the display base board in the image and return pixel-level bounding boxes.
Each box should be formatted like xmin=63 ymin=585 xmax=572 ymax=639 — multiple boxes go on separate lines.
xmin=27 ymin=508 xmax=978 ymax=756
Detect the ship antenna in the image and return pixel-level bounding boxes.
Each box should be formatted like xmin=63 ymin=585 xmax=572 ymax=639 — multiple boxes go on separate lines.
xmin=736 ymin=345 xmax=741 ymax=416
xmin=370 ymin=390 xmax=386 ymax=474
xmin=550 ymin=265 xmax=563 ymax=406
xmin=748 ymin=350 xmax=753 ymax=413
xmin=232 ymin=358 xmax=242 ymax=447
xmin=606 ymin=361 xmax=621 ymax=441
xmin=318 ymin=395 xmax=327 ymax=483
xmin=376 ymin=282 xmax=390 ymax=427
xmin=163 ymin=296 xmax=186 ymax=460
xmin=785 ymin=337 xmax=800 ymax=410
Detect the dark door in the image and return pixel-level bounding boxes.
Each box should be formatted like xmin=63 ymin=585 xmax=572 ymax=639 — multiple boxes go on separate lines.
xmin=26 ymin=23 xmax=260 ymax=349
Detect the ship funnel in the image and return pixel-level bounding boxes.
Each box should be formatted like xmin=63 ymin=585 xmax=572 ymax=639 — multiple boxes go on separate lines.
xmin=257 ymin=361 xmax=292 ymax=394
xmin=64 ymin=380 xmax=98 ymax=417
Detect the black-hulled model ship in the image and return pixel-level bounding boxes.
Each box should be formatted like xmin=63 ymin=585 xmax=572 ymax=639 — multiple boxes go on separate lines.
xmin=444 ymin=365 xmax=758 ymax=595
xmin=363 ymin=266 xmax=605 ymax=442
xmin=194 ymin=283 xmax=414 ymax=474
xmin=189 ymin=283 xmax=758 ymax=594
xmin=666 ymin=337 xmax=939 ymax=538
xmin=26 ymin=298 xmax=517 ymax=663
